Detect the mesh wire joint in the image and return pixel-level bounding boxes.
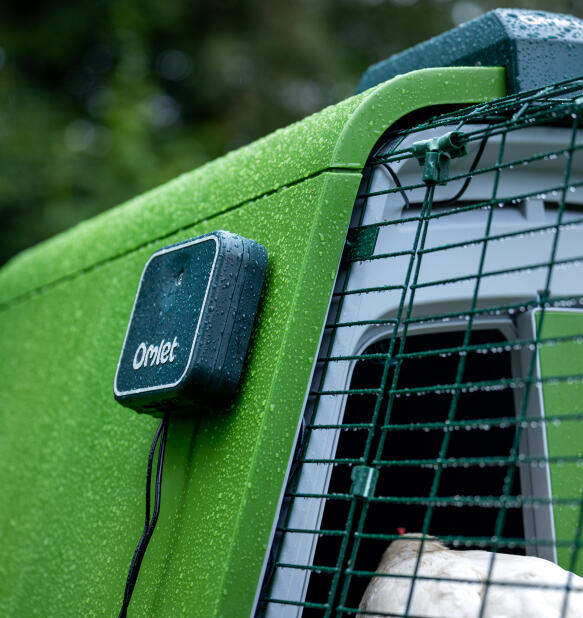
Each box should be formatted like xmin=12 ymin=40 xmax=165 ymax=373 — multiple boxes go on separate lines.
xmin=350 ymin=465 xmax=379 ymax=500
xmin=410 ymin=130 xmax=468 ymax=185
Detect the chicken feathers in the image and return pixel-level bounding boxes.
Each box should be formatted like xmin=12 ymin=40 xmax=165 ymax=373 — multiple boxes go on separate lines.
xmin=358 ymin=534 xmax=583 ymax=618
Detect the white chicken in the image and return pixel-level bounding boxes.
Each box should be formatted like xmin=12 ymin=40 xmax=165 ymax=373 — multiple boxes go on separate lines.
xmin=358 ymin=534 xmax=583 ymax=618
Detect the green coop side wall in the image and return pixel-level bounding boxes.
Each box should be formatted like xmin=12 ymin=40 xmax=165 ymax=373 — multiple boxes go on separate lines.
xmin=537 ymin=310 xmax=583 ymax=575
xmin=0 ymin=67 xmax=505 ymax=617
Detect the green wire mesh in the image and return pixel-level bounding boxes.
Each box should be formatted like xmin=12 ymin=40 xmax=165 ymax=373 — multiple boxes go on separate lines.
xmin=258 ymin=76 xmax=583 ymax=617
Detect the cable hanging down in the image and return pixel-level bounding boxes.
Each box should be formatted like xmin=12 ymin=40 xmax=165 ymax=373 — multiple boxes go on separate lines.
xmin=381 ymin=134 xmax=488 ymax=210
xmin=119 ymin=413 xmax=170 ymax=618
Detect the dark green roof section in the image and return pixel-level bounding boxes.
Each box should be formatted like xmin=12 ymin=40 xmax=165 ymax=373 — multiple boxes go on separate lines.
xmin=358 ymin=9 xmax=583 ymax=95
xmin=0 ymin=67 xmax=505 ymax=308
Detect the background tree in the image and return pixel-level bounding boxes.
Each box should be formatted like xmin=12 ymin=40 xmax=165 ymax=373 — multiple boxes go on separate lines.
xmin=0 ymin=0 xmax=579 ymax=265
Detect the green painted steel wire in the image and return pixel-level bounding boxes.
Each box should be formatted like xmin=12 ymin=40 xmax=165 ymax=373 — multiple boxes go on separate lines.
xmin=275 ymin=529 xmax=579 ymax=551
xmin=343 ymin=570 xmax=577 ymax=591
xmin=299 ymin=455 xmax=583 ymax=468
xmin=261 ymin=76 xmax=583 ymax=617
xmin=411 ymin=256 xmax=583 ymax=290
xmin=330 ymin=252 xmax=583 ymax=296
xmin=275 ymin=561 xmax=583 ymax=590
xmin=285 ymin=494 xmax=581 ymax=508
xmin=370 ymin=119 xmax=583 ymax=169
xmin=346 ymin=186 xmax=440 ymax=612
xmin=347 ymin=206 xmax=583 ymax=251
xmin=278 ymin=527 xmax=347 ymax=537
xmin=311 ymin=372 xmax=583 ymax=397
xmin=334 ymin=178 xmax=441 ymax=614
xmin=400 ymin=295 xmax=583 ymax=325
xmin=479 ymin=112 xmax=579 ymax=618
xmin=307 ymin=413 xmax=583 ymax=432
xmin=325 ymin=297 xmax=583 ymax=331
xmin=318 ymin=333 xmax=583 ymax=363
xmin=357 ymin=170 xmax=583 ymax=204
xmin=327 ymin=317 xmax=400 ymax=329
xmin=377 ymin=163 xmax=472 ymax=614
xmin=353 ymin=533 xmax=578 ymax=549
xmin=417 ymin=219 xmax=583 ymax=256
xmin=276 ymin=563 xmax=339 ymax=574
xmin=266 ymin=598 xmax=330 ymax=610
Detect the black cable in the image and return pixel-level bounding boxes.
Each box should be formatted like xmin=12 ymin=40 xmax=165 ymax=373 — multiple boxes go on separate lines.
xmin=381 ymin=135 xmax=489 ymax=210
xmin=432 ymin=135 xmax=488 ymax=207
xmin=381 ymin=162 xmax=412 ymax=210
xmin=119 ymin=413 xmax=170 ymax=618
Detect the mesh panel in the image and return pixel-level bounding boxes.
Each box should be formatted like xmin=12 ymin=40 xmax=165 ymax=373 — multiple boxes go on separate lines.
xmin=259 ymin=77 xmax=583 ymax=617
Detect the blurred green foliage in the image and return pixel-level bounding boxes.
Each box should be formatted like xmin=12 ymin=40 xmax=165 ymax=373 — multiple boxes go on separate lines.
xmin=0 ymin=0 xmax=579 ymax=265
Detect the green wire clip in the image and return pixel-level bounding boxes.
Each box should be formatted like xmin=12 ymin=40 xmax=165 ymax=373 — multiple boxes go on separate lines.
xmin=350 ymin=465 xmax=379 ymax=500
xmin=410 ymin=130 xmax=468 ymax=185
xmin=344 ymin=226 xmax=379 ymax=262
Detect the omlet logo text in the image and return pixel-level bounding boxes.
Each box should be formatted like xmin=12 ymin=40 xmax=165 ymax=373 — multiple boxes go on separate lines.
xmin=133 ymin=337 xmax=179 ymax=370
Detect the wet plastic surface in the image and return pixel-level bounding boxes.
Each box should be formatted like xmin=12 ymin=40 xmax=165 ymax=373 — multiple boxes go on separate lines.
xmin=358 ymin=9 xmax=583 ymax=95
xmin=0 ymin=68 xmax=504 ymax=616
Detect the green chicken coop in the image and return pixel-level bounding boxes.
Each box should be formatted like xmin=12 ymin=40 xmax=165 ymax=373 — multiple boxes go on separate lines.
xmin=1 ymin=8 xmax=583 ymax=618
